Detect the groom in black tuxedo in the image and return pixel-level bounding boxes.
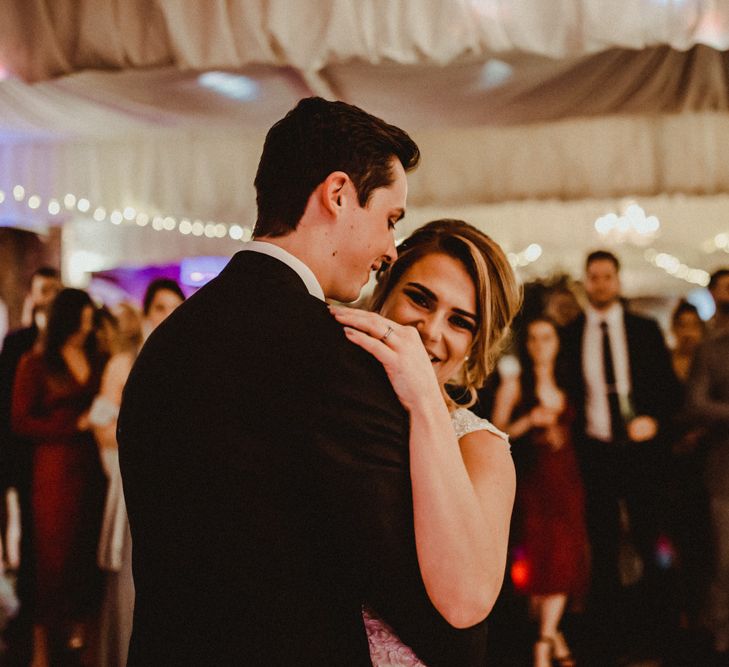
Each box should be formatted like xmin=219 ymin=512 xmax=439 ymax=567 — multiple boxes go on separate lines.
xmin=119 ymin=97 xmax=488 ymax=665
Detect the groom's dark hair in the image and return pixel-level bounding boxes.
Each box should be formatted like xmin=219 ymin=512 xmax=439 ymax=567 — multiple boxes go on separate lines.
xmin=253 ymin=97 xmax=419 ymax=238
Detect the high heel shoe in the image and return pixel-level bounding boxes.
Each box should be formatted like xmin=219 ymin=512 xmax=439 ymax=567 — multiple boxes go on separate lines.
xmin=551 ymin=631 xmax=576 ymax=667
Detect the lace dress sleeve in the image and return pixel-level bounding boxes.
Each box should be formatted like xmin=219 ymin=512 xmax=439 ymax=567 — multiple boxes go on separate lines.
xmin=450 ymin=408 xmax=510 ymax=449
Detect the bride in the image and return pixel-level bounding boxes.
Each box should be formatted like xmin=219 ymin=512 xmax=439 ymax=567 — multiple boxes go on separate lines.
xmin=330 ymin=218 xmax=521 ymax=665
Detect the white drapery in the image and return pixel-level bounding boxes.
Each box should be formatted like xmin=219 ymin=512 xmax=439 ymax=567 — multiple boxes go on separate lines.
xmin=1 ymin=1 xmax=729 ymax=296
xmin=2 ymin=46 xmax=729 ymax=225
xmin=2 ymin=0 xmax=729 ymax=82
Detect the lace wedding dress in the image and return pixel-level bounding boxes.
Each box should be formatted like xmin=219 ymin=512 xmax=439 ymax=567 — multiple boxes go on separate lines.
xmin=363 ymin=408 xmax=509 ymax=666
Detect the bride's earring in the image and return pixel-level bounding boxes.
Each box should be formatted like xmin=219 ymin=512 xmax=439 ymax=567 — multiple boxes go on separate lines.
xmin=463 ymin=360 xmax=471 ymax=384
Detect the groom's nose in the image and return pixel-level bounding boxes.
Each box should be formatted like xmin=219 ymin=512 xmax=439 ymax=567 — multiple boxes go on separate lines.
xmin=383 ymin=233 xmax=397 ymax=264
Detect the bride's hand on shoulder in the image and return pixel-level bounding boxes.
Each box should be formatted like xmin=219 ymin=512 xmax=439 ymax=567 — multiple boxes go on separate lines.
xmin=328 ymin=305 xmax=440 ymax=412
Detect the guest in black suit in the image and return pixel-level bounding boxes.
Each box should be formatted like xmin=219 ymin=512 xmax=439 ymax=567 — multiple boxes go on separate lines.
xmin=119 ymin=98 xmax=494 ymax=666
xmin=0 ymin=266 xmax=60 ymax=665
xmin=561 ymin=250 xmax=679 ymax=663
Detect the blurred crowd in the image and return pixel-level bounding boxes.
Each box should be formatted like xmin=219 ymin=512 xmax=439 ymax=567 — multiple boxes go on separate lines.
xmin=0 ymin=250 xmax=729 ymax=666
xmin=476 ymin=251 xmax=729 ymax=666
xmin=0 ymin=270 xmax=185 ymax=667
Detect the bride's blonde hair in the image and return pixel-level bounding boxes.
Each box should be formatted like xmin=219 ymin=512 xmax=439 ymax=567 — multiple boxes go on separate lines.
xmin=370 ymin=219 xmax=522 ymax=408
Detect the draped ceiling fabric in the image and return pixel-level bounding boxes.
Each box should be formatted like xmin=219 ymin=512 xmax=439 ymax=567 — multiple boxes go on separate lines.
xmin=2 ymin=0 xmax=729 ymax=81
xmin=1 ymin=0 xmax=729 ymax=294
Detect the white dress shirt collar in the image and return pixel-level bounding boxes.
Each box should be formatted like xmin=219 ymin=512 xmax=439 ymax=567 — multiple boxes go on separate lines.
xmin=241 ymin=240 xmax=325 ymax=302
xmin=585 ymin=300 xmax=623 ymax=328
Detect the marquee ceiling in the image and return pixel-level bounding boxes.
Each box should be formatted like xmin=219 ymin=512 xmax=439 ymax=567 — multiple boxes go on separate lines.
xmin=1 ymin=0 xmax=729 ymax=296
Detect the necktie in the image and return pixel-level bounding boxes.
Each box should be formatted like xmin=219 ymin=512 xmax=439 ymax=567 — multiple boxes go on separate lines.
xmin=600 ymin=320 xmax=626 ymax=443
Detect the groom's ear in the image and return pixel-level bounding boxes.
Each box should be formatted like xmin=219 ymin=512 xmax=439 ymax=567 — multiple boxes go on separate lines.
xmin=320 ymin=171 xmax=349 ymax=219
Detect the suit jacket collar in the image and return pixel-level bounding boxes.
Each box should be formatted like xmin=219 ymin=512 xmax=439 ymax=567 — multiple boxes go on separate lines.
xmin=240 ymin=240 xmax=325 ymax=301
xmin=225 ymin=250 xmax=315 ymax=300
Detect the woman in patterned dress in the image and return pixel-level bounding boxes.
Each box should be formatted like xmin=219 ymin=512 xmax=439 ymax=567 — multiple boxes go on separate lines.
xmin=330 ymin=219 xmax=522 ymax=665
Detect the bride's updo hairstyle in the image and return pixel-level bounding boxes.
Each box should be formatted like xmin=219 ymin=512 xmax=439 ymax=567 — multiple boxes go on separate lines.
xmin=370 ymin=219 xmax=522 ymax=407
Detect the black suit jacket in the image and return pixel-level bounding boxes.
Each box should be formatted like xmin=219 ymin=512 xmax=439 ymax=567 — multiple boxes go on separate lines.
xmin=561 ymin=307 xmax=679 ymax=440
xmin=0 ymin=325 xmax=38 ymax=490
xmin=118 ymin=251 xmax=487 ymax=666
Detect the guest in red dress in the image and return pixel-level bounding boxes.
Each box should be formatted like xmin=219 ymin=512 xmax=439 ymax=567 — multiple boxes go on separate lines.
xmin=11 ymin=288 xmax=106 ymax=667
xmin=492 ymin=316 xmax=589 ymax=667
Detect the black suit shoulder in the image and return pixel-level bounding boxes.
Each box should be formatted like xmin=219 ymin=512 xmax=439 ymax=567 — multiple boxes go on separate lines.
xmin=119 ymin=251 xmax=412 ymax=666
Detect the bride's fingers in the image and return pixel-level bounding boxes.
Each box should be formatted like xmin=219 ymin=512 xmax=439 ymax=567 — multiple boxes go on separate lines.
xmin=342 ymin=326 xmax=397 ymax=364
xmin=329 ymin=306 xmax=397 ymax=340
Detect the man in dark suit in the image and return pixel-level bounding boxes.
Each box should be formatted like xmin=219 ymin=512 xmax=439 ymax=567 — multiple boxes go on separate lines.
xmin=119 ymin=98 xmax=487 ymax=666
xmin=562 ymin=250 xmax=679 ymax=662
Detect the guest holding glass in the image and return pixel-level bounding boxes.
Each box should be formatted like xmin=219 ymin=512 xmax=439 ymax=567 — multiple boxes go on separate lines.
xmin=492 ymin=316 xmax=588 ymax=667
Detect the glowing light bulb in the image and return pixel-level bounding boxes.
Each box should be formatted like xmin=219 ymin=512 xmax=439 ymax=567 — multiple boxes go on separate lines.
xmin=27 ymin=195 xmax=41 ymax=209
xmin=48 ymin=199 xmax=61 ymax=215
xmin=63 ymin=193 xmax=76 ymax=209
xmin=93 ymin=207 xmax=106 ymax=221
xmin=524 ymin=243 xmax=542 ymax=262
xmin=13 ymin=185 xmax=25 ymax=201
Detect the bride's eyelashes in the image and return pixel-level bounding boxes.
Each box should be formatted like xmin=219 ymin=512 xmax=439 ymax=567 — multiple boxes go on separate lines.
xmin=404 ymin=288 xmax=429 ymax=308
xmin=403 ymin=288 xmax=476 ymax=333
xmin=451 ymin=315 xmax=476 ymax=333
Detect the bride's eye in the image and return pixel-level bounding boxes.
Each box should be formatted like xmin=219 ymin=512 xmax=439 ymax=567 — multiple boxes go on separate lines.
xmin=404 ymin=289 xmax=429 ymax=307
xmin=451 ymin=315 xmax=475 ymax=333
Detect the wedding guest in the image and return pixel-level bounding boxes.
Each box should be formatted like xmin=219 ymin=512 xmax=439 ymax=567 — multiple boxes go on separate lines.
xmin=707 ymin=268 xmax=729 ymax=335
xmin=543 ymin=281 xmax=582 ymax=330
xmin=11 ymin=288 xmax=106 ymax=667
xmin=684 ymin=277 xmax=729 ymax=659
xmin=90 ymin=279 xmax=184 ymax=667
xmin=561 ymin=250 xmax=679 ymax=663
xmin=18 ymin=268 xmax=63 ymax=329
xmin=671 ymin=301 xmax=705 ymax=383
xmin=112 ymin=302 xmax=143 ymax=354
xmin=667 ymin=300 xmax=711 ymax=645
xmin=492 ymin=316 xmax=588 ymax=667
xmin=0 ymin=266 xmax=60 ymax=664
xmin=140 ymin=279 xmax=185 ymax=338
xmin=94 ymin=306 xmax=120 ymax=357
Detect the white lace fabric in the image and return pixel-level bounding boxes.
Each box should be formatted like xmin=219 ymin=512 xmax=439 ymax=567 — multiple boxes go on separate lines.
xmin=450 ymin=407 xmax=510 ymax=446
